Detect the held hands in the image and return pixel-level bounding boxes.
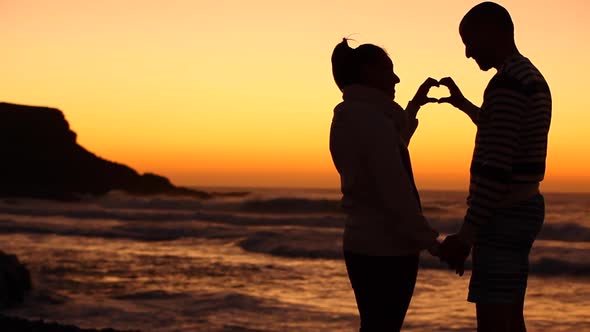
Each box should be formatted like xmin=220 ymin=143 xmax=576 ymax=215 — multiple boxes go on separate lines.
xmin=439 ymin=234 xmax=471 ymax=276
xmin=427 ymin=240 xmax=441 ymax=257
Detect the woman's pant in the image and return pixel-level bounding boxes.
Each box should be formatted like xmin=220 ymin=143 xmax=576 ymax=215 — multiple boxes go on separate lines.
xmin=344 ymin=251 xmax=419 ymax=332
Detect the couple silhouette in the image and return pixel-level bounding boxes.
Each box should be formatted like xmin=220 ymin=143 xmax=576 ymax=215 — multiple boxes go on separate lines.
xmin=329 ymin=2 xmax=551 ymax=332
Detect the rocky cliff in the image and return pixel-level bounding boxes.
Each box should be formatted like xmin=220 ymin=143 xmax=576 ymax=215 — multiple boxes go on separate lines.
xmin=0 ymin=102 xmax=210 ymax=200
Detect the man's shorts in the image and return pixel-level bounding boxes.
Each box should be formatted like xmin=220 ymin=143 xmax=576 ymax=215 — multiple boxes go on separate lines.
xmin=468 ymin=194 xmax=545 ymax=303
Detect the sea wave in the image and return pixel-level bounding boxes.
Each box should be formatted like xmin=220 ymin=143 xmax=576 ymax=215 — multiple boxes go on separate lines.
xmin=0 ymin=216 xmax=588 ymax=277
xmin=529 ymin=258 xmax=590 ymax=276
xmin=1 ymin=196 xmax=590 ymax=244
xmin=236 ymin=229 xmax=590 ymax=276
xmin=0 ymin=218 xmax=242 ymax=242
xmin=239 ymin=198 xmax=341 ymax=214
xmin=538 ymin=223 xmax=590 ymax=242
xmin=112 ymin=290 xmax=191 ymax=300
xmin=1 ymin=193 xmax=589 ymax=277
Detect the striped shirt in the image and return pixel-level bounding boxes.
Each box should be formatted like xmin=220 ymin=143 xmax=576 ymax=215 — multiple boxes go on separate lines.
xmin=462 ymin=54 xmax=552 ymax=239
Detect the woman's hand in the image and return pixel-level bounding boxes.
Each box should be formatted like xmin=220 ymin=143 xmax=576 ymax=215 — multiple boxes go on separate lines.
xmin=406 ymin=77 xmax=440 ymax=119
xmin=411 ymin=77 xmax=440 ymax=107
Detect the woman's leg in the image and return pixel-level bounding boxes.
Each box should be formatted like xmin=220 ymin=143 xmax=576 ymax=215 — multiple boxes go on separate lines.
xmin=509 ymin=301 xmax=526 ymax=332
xmin=344 ymin=252 xmax=419 ymax=332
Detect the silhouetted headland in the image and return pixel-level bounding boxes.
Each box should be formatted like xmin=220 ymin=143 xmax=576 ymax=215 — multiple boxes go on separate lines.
xmin=0 ymin=102 xmax=212 ymax=201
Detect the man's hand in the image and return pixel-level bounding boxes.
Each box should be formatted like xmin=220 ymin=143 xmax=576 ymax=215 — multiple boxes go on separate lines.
xmin=439 ymin=234 xmax=471 ymax=276
xmin=437 ymin=77 xmax=467 ymax=109
xmin=411 ymin=77 xmax=440 ymax=107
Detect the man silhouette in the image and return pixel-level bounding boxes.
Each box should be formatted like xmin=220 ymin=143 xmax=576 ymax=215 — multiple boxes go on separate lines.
xmin=437 ymin=2 xmax=552 ymax=332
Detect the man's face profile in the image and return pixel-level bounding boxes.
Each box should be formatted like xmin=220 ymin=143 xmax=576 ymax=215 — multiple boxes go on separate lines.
xmin=460 ymin=25 xmax=496 ymax=71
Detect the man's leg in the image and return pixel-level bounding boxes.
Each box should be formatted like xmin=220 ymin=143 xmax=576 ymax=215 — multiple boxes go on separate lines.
xmin=476 ymin=301 xmax=526 ymax=332
xmin=471 ymin=195 xmax=543 ymax=332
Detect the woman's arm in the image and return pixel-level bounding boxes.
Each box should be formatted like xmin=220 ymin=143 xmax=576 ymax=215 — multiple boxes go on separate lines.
xmin=398 ymin=77 xmax=440 ymax=144
xmin=406 ymin=77 xmax=440 ymax=119
xmin=363 ymin=111 xmax=439 ymax=250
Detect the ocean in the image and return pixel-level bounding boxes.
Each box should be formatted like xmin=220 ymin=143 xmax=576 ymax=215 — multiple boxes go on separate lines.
xmin=0 ymin=188 xmax=588 ymax=331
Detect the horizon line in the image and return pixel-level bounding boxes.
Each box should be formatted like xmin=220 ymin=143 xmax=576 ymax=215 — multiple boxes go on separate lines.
xmin=185 ymin=184 xmax=590 ymax=195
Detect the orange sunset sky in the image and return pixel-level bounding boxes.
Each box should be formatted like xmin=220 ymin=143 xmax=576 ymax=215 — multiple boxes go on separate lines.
xmin=1 ymin=0 xmax=588 ymax=192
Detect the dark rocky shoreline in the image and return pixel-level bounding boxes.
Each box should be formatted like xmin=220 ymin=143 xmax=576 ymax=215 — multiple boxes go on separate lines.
xmin=0 ymin=252 xmax=137 ymax=331
xmin=0 ymin=314 xmax=140 ymax=332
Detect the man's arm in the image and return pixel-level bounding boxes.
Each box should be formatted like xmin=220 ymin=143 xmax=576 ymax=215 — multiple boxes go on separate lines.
xmin=457 ymin=99 xmax=481 ymax=125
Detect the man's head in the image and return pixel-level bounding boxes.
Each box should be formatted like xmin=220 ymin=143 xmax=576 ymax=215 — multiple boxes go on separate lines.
xmin=459 ymin=2 xmax=516 ymax=71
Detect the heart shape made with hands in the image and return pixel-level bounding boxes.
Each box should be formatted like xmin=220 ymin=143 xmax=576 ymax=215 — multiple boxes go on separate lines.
xmin=426 ymin=84 xmax=451 ymax=102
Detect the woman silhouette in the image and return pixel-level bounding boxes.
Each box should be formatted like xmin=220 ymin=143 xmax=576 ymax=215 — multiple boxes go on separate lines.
xmin=329 ymin=38 xmax=440 ymax=331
